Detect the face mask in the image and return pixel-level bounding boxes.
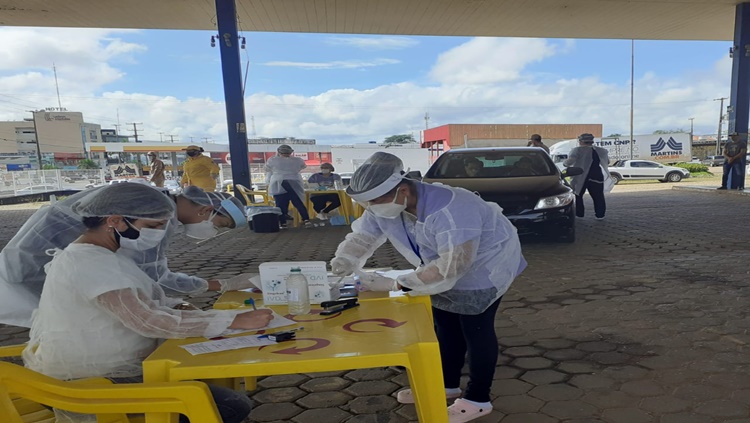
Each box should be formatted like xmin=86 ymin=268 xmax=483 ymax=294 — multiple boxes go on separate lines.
xmin=183 ymin=211 xmax=219 ymax=239
xmin=322 ymin=169 xmax=331 ymax=174
xmin=116 ymin=220 xmax=167 ymax=251
xmin=368 ymin=193 xmax=407 ymax=219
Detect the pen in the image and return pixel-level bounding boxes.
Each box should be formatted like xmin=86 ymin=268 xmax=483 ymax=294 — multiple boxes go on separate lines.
xmin=244 ymin=298 xmax=257 ymax=311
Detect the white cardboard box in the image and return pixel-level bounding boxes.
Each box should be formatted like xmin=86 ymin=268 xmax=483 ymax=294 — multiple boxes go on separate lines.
xmin=259 ymin=261 xmax=339 ymax=305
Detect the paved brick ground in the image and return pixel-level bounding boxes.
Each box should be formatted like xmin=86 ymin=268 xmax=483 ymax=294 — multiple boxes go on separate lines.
xmin=1 ymin=187 xmax=749 ymax=423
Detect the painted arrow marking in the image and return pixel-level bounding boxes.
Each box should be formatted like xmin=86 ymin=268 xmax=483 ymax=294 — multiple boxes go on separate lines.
xmin=343 ymin=318 xmax=407 ymax=333
xmin=259 ymin=338 xmax=331 ymax=355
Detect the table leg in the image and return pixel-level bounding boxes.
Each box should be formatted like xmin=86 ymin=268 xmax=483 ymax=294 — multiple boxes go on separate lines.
xmin=405 ymin=343 xmax=449 ymax=423
xmin=142 ymin=361 xmax=180 ymax=423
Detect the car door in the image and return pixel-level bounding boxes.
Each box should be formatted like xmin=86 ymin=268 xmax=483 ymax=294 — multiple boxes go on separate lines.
xmin=624 ymin=161 xmax=648 ymax=179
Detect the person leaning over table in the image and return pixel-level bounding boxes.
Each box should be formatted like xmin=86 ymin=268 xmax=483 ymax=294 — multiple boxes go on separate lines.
xmin=180 ymin=145 xmax=220 ymax=192
xmin=0 ymin=184 xmax=259 ymax=328
xmin=329 ymin=152 xmax=526 ymax=423
xmin=22 ymin=183 xmax=273 ymax=423
xmin=307 ymin=162 xmax=343 ymax=220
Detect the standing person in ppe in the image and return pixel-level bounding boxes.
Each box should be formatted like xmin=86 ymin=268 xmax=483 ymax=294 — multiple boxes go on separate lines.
xmin=0 ymin=185 xmax=257 ymax=328
xmin=563 ymin=133 xmax=610 ymax=219
xmin=265 ymin=144 xmax=313 ymax=228
xmin=22 ymin=182 xmax=271 ymax=423
xmin=147 ymin=151 xmax=166 ymax=187
xmin=180 ymin=145 xmax=220 ymax=192
xmin=330 ymin=152 xmax=526 ymax=423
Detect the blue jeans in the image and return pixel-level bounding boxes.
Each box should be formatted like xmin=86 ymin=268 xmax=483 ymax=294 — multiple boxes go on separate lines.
xmin=274 ymin=180 xmax=310 ymax=224
xmin=723 ymin=160 xmax=744 ymax=189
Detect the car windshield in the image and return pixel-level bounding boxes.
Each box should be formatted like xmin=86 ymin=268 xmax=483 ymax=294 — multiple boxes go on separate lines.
xmin=431 ymin=151 xmax=556 ymax=178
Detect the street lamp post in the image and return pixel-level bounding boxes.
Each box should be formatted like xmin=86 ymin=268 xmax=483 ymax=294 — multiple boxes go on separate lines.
xmin=688 ymin=117 xmax=694 ymax=155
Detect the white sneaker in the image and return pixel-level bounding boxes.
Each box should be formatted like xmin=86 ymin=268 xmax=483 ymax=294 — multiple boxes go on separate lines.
xmin=317 ymin=212 xmax=329 ymax=220
xmin=447 ymin=398 xmax=492 ymax=423
xmin=396 ymin=388 xmax=461 ymax=404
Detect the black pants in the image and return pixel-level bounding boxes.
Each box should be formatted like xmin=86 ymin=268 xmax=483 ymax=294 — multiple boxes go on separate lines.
xmin=310 ymin=193 xmax=341 ymax=214
xmin=575 ymin=179 xmax=606 ymax=218
xmin=274 ymin=180 xmax=310 ymax=224
xmin=433 ymin=297 xmax=502 ymax=403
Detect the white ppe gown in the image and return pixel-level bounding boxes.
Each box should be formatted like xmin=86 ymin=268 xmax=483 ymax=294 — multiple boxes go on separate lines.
xmin=334 ymin=182 xmax=526 ymax=315
xmin=22 ymin=243 xmax=241 ymax=381
xmin=265 ymin=155 xmax=306 ymax=201
xmin=563 ymin=145 xmax=610 ymax=196
xmin=0 ymin=188 xmax=208 ymax=328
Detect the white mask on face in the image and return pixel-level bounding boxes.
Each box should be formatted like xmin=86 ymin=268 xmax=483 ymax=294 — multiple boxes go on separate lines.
xmin=368 ymin=192 xmax=407 ymax=219
xmin=321 ymin=169 xmax=331 ymax=174
xmin=118 ymin=224 xmax=168 ymax=251
xmin=183 ymin=211 xmax=219 ymax=239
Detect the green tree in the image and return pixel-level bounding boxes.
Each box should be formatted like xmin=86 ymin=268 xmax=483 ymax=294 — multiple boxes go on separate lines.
xmin=42 ymin=164 xmax=59 ymax=170
xmin=383 ymin=134 xmax=417 ymax=144
xmin=78 ymin=159 xmax=99 ymax=169
xmin=653 ymin=129 xmax=687 ymax=134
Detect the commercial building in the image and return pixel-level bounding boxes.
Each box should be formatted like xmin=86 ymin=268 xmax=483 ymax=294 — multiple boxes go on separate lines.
xmin=422 ymin=123 xmax=603 ymax=162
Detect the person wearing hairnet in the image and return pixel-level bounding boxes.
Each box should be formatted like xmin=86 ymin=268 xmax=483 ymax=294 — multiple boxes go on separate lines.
xmin=181 ymin=145 xmax=220 ymax=192
xmin=0 ymin=184 xmax=257 ymax=328
xmin=265 ymin=144 xmax=313 ymax=228
xmin=22 ymin=183 xmax=271 ymax=423
xmin=330 ymin=152 xmax=526 ymax=423
xmin=147 ymin=151 xmax=166 ymax=187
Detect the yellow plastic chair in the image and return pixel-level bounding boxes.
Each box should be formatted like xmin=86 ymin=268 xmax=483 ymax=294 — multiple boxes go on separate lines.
xmin=235 ymin=184 xmax=273 ymax=206
xmin=0 ymin=361 xmax=222 ymax=423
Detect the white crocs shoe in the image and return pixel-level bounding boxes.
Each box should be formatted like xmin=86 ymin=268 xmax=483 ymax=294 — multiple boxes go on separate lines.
xmin=396 ymin=388 xmax=461 ymax=404
xmin=447 ymin=398 xmax=492 ymax=423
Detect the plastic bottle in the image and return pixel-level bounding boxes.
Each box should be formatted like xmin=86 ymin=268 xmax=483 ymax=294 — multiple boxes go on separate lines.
xmin=286 ymin=267 xmax=311 ymax=315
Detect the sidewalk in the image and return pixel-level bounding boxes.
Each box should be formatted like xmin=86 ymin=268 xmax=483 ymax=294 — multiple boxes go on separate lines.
xmin=1 ymin=187 xmax=749 ymax=422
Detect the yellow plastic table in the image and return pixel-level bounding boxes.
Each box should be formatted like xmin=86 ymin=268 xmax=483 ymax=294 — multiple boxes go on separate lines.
xmin=143 ymin=300 xmax=446 ymax=423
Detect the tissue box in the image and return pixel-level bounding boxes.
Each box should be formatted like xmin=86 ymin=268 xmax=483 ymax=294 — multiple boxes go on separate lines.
xmin=259 ymin=261 xmax=339 ymax=305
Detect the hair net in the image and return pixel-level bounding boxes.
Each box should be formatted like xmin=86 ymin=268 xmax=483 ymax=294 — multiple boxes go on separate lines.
xmin=180 ymin=186 xmax=246 ymax=228
xmin=346 ymin=152 xmax=405 ymax=202
xmin=277 ymin=144 xmax=294 ymax=154
xmin=71 ymin=183 xmax=175 ymax=220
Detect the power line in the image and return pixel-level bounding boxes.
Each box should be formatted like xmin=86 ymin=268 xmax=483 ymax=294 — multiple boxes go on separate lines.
xmin=127 ymin=122 xmax=143 ymax=143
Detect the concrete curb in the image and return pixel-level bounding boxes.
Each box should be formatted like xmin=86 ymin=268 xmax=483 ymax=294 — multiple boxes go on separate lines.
xmin=672 ymin=185 xmax=750 ymax=195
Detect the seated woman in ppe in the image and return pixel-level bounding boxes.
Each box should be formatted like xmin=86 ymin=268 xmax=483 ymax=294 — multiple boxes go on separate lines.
xmin=330 ymin=152 xmax=526 ymax=423
xmin=0 ymin=184 xmax=255 ymax=328
xmin=306 ymin=162 xmax=343 ymax=220
xmin=22 ymin=183 xmax=272 ymax=423
xmin=265 ymin=144 xmax=313 ymax=228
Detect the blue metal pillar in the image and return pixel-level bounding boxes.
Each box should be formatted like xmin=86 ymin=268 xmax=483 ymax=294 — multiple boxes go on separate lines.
xmin=728 ymin=2 xmax=750 ymax=189
xmin=215 ymin=0 xmax=250 ymax=203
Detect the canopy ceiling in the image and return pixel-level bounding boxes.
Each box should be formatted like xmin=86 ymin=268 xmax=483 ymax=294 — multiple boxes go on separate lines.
xmin=0 ymin=0 xmax=741 ymax=41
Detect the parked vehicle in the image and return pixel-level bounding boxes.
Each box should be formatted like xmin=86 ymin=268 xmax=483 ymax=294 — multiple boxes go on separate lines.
xmin=423 ymin=147 xmax=583 ymax=242
xmin=163 ymin=180 xmax=182 ymax=195
xmin=608 ymin=160 xmax=690 ymax=183
xmin=702 ymin=155 xmax=725 ymax=167
xmin=15 ymin=185 xmax=58 ymax=195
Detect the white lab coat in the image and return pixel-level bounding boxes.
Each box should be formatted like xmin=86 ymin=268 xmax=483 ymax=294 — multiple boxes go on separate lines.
xmin=0 ymin=188 xmax=207 ymax=328
xmin=265 ymin=155 xmax=306 ymax=201
xmin=563 ymin=145 xmax=610 ymax=196
xmin=334 ymin=182 xmax=526 ymax=315
xmin=22 ymin=243 xmax=241 ymax=381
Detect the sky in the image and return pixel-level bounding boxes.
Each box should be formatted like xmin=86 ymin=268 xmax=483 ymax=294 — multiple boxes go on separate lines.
xmin=0 ymin=27 xmax=734 ymax=145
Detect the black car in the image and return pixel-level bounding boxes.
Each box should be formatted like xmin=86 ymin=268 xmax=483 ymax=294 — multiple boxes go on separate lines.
xmin=422 ymin=147 xmax=583 ymax=242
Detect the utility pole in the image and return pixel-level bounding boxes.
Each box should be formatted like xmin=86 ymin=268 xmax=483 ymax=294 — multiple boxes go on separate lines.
xmin=688 ymin=118 xmax=694 ymax=150
xmin=158 ymin=132 xmax=164 ymax=142
xmin=250 ymin=116 xmax=257 ymax=138
xmin=28 ymin=110 xmax=43 ymax=169
xmin=189 ymin=136 xmax=195 ymax=142
xmin=127 ymin=122 xmax=143 ymax=143
xmin=202 ymin=137 xmax=211 ymax=143
xmin=113 ymin=124 xmax=121 ymax=136
xmin=714 ymin=97 xmax=728 ymax=155
xmin=424 ymin=112 xmax=430 ymax=130
xmin=53 ymin=63 xmax=63 ymax=110
xmin=629 ymin=39 xmax=635 ymax=160
xmin=167 ymin=135 xmax=178 ymax=143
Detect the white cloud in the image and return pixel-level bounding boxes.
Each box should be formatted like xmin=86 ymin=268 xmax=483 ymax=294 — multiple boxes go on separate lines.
xmin=430 ymin=37 xmax=558 ymax=85
xmin=263 ymin=58 xmax=399 ymax=69
xmin=0 ymin=31 xmax=733 ymax=145
xmin=326 ymin=36 xmax=418 ymax=50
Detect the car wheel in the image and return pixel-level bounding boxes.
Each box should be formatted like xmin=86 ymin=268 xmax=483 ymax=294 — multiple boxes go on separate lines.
xmin=666 ymin=172 xmax=683 ymax=182
xmin=610 ymin=173 xmax=622 ymax=184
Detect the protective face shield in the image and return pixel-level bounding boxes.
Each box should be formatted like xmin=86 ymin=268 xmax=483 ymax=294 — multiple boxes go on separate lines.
xmin=117 ymin=219 xmax=168 ymax=250
xmin=368 ymin=192 xmax=407 ymax=219
xmin=183 ymin=210 xmax=219 ymax=239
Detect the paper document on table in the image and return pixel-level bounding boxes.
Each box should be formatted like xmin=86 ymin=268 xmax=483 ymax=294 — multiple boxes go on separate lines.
xmin=221 ymin=310 xmax=297 ymax=336
xmin=180 ymin=335 xmax=277 ymax=355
